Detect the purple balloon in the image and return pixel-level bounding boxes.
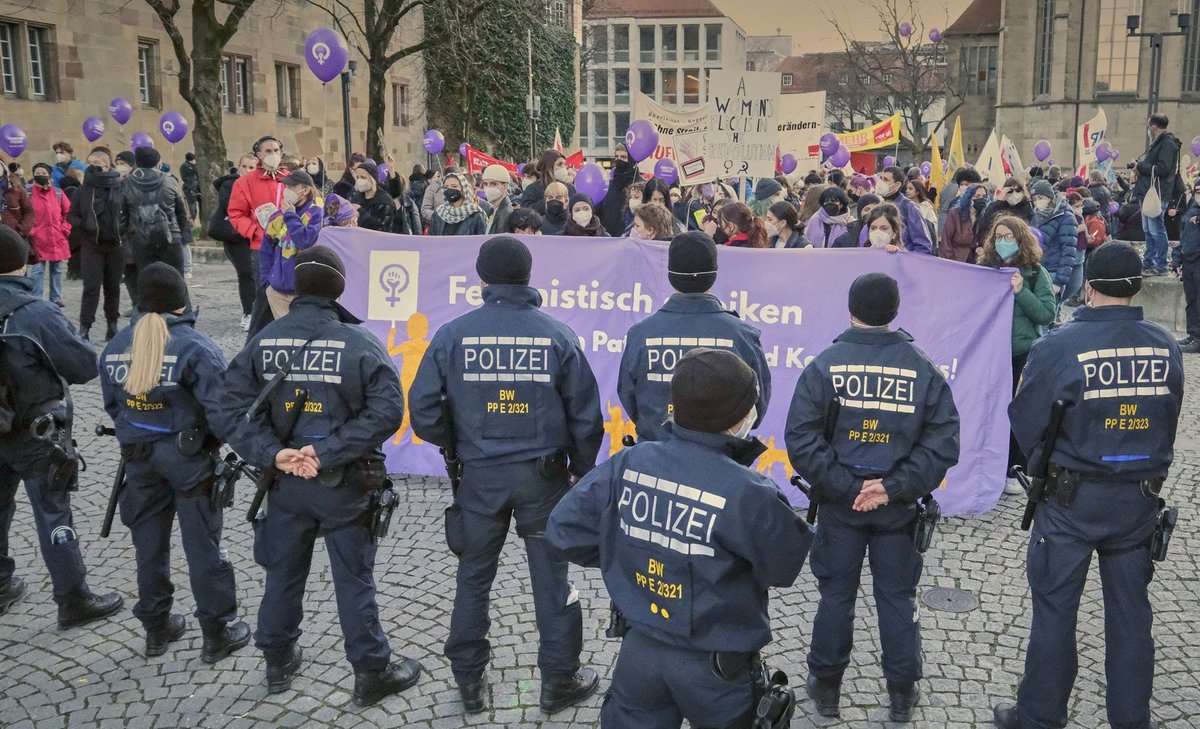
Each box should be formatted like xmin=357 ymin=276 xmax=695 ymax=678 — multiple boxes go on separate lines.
xmin=899 ymin=22 xmax=913 ymax=37
xmin=517 ymin=162 xmax=526 ymax=177
xmin=653 ymin=157 xmax=678 ymax=186
xmin=477 ymin=189 xmax=488 ymax=202
xmin=819 ymin=133 xmax=840 ymax=156
xmin=1094 ymin=140 xmax=1113 ymax=163
xmin=1192 ymin=136 xmax=1200 ymax=157
xmin=1108 ymin=201 xmax=1120 ymax=214
xmin=882 ymin=155 xmax=896 ymax=168
xmin=459 ymin=142 xmax=468 ymax=157
xmin=1034 ymin=139 xmax=1052 ymax=162
xmin=625 ymin=119 xmax=659 ymax=163
xmin=422 ymin=129 xmax=445 ymax=155
xmin=574 ymin=162 xmax=609 ymax=201
xmin=0 ymin=124 xmax=27 ymax=158
xmin=1111 ymin=149 xmax=1120 ymax=161
xmin=929 ymin=28 xmax=942 ymax=43
xmin=158 ymin=111 xmax=189 ymax=144
xmin=130 ymin=131 xmax=155 ymax=150
xmin=830 ymin=146 xmax=851 ymax=168
xmin=109 ymin=97 xmax=133 ymax=125
xmin=920 ymin=161 xmax=932 ymax=176
xmin=304 ymin=27 xmax=349 ymax=84
xmin=377 ymin=162 xmax=389 ymax=182
xmin=1030 ymin=226 xmax=1044 ymax=245
xmin=781 ymin=153 xmax=798 ymax=175
xmin=82 ymin=116 xmax=105 ymax=143
xmin=942 ymin=160 xmax=950 ymax=171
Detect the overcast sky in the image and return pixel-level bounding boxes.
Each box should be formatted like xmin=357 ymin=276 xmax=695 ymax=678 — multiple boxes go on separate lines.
xmin=711 ymin=0 xmax=976 ymax=53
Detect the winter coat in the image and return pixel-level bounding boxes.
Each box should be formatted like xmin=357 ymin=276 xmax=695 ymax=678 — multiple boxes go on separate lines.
xmin=408 ymin=174 xmax=428 ymax=210
xmin=420 ymin=176 xmax=444 ymax=224
xmin=207 ymin=173 xmax=250 ymax=246
xmin=429 ymin=208 xmax=488 ymax=236
xmin=1033 ymin=198 xmax=1082 ymax=287
xmin=770 ymin=229 xmax=810 ymax=248
xmin=119 ymin=168 xmax=190 ymax=248
xmin=351 ymin=188 xmax=402 ymax=234
xmin=67 ymin=167 xmax=124 ymax=250
xmin=883 ymin=194 xmax=934 ymax=254
xmin=1132 ymin=131 xmax=1181 ymax=203
xmin=487 ymin=196 xmax=514 ymax=236
xmin=979 ymin=198 xmax=1034 ymax=238
xmin=180 ymin=160 xmax=200 ymax=199
xmin=331 ymin=168 xmax=357 ymax=200
xmin=227 ymin=166 xmax=284 ymax=251
xmin=260 ymin=198 xmax=323 ymax=293
xmin=597 ymin=161 xmax=637 ymax=236
xmin=803 ymin=208 xmax=852 ymax=248
xmin=1164 ymin=173 xmax=1188 ymax=241
xmin=674 ymin=197 xmax=709 ymax=231
xmin=1085 ymin=214 xmax=1107 ymax=249
xmin=50 ymin=159 xmax=86 ymax=189
xmin=1173 ymin=200 xmax=1200 ymax=266
xmin=941 ymin=208 xmax=979 ymax=263
xmin=29 ymin=185 xmax=72 ymax=262
xmin=1009 ymin=265 xmax=1056 ymax=357
xmin=562 ymin=215 xmax=608 ymax=237
xmin=1117 ymin=202 xmax=1145 ymax=242
xmin=831 ymin=222 xmax=864 ymax=248
xmin=1 ymin=176 xmax=33 ymax=239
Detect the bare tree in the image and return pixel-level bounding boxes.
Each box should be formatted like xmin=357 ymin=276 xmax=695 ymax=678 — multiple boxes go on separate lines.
xmin=824 ymin=0 xmax=963 ymax=154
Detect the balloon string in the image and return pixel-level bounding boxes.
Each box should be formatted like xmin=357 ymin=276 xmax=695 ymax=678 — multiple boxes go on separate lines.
xmin=323 ymin=83 xmax=329 ymax=163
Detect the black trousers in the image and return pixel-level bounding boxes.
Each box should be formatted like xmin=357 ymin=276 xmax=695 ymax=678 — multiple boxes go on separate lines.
xmin=1008 ymin=351 xmax=1030 ymax=472
xmin=1181 ymin=260 xmax=1200 ymax=337
xmin=223 ymin=241 xmax=256 ymax=316
xmin=79 ymin=240 xmax=124 ymax=329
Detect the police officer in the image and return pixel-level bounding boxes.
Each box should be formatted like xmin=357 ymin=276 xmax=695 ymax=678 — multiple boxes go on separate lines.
xmin=409 ymin=235 xmax=604 ymax=715
xmin=547 ymin=348 xmax=813 ymax=729
xmin=994 ymin=242 xmax=1182 ymax=729
xmin=0 ymin=224 xmax=124 ymax=627
xmin=97 ymin=263 xmax=250 ymax=660
xmin=618 ymin=231 xmax=770 ymax=442
xmin=220 ymin=246 xmax=422 ymax=705
xmin=785 ymin=273 xmax=960 ymax=723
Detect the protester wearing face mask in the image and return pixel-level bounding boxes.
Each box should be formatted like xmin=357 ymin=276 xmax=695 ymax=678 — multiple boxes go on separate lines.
xmin=833 ymin=194 xmax=880 ymax=248
xmin=207 ymin=155 xmax=258 ymax=331
xmin=941 ymin=184 xmax=990 ymax=262
xmin=979 ymin=177 xmax=1034 ymax=235
xmin=804 ymin=187 xmax=854 ymax=248
xmin=766 ymin=201 xmax=810 ymax=248
xmin=333 ymin=153 xmax=369 ymax=201
xmin=1172 ymin=178 xmax=1200 ymax=353
xmin=349 ymin=161 xmax=404 ymax=234
xmin=798 ymin=184 xmax=828 ymax=229
xmin=622 ymin=181 xmax=646 ymax=232
xmin=430 ymin=172 xmax=487 ymax=236
xmin=539 ymin=181 xmax=571 ymax=235
xmin=114 ymin=151 xmax=135 ymax=178
xmin=862 ymin=204 xmax=904 ymax=253
xmin=257 ymin=169 xmax=323 ymax=320
xmin=67 ymin=147 xmax=126 ymax=341
xmin=50 ymin=141 xmax=87 ymax=189
xmin=26 ymin=163 xmax=72 ymax=306
xmin=873 ymin=166 xmax=933 ymax=254
xmin=630 ymin=202 xmax=676 ymax=241
xmin=597 ymin=142 xmax=638 ymax=236
xmin=976 ymin=217 xmax=1055 ymax=489
xmin=481 ymin=164 xmax=514 ymax=235
xmin=1028 ymin=179 xmax=1082 ymax=311
xmin=562 ymin=193 xmax=607 ymax=237
xmin=227 ymin=136 xmax=287 ymax=262
xmin=520 ymin=150 xmax=575 ymax=212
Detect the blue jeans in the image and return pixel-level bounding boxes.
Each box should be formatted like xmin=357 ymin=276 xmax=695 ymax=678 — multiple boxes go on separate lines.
xmin=28 ymin=260 xmax=65 ymax=304
xmin=1142 ymin=211 xmax=1168 ymax=270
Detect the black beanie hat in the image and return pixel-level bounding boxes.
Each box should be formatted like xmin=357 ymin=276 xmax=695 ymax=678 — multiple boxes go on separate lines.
xmin=848 ymin=272 xmax=900 ymax=326
xmin=1085 ymin=241 xmax=1142 ymax=297
xmin=568 ymin=192 xmax=594 ymax=212
xmin=134 ymin=146 xmax=161 ymax=168
xmin=668 ymin=231 xmax=718 ymax=293
xmin=476 ymin=235 xmax=532 ymax=285
xmin=0 ymin=223 xmax=31 ymax=273
xmin=137 ymin=263 xmax=189 ymax=313
xmin=357 ymin=160 xmax=379 ymax=183
xmin=294 ymin=245 xmax=347 ymax=299
xmin=115 ymin=151 xmax=135 ymax=167
xmin=671 ymin=348 xmax=758 ymax=434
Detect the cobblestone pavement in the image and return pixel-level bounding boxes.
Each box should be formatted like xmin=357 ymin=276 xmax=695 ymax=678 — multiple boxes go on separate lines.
xmin=2 ymin=258 xmax=1198 ymax=728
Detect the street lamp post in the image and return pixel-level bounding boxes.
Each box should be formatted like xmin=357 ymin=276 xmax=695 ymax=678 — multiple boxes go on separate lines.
xmin=1127 ymin=12 xmax=1191 ymax=119
xmin=341 ymin=59 xmax=358 ymax=164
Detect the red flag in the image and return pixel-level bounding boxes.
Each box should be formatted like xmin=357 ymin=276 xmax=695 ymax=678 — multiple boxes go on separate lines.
xmin=564 ymin=150 xmax=585 ymax=169
xmin=463 ymin=144 xmax=518 ymax=176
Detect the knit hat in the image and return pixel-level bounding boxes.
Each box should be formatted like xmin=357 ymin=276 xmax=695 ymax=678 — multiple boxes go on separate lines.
xmin=1082 ymin=199 xmax=1102 ymax=216
xmin=856 ymin=194 xmax=881 ymax=219
xmin=0 ymin=223 xmax=31 ymax=273
xmin=671 ymin=348 xmax=758 ymax=434
xmin=134 ymin=146 xmax=161 ymax=168
xmin=1085 ymin=241 xmax=1142 ymax=298
xmin=357 ymin=160 xmax=379 ymax=183
xmin=848 ymin=272 xmax=900 ymax=326
xmin=294 ymin=245 xmax=347 ymax=299
xmin=569 ymin=193 xmax=594 ymax=213
xmin=482 ymin=164 xmax=511 ymax=185
xmin=137 ymin=263 xmax=189 ymax=313
xmin=1029 ymin=179 xmax=1055 ymax=200
xmin=668 ymin=231 xmax=718 ymax=293
xmin=476 ymin=235 xmax=532 ymax=286
xmin=755 ymin=177 xmax=783 ymax=200
xmin=115 ymin=151 xmax=135 ymax=168
xmin=31 ymin=163 xmax=52 ymax=177
xmin=281 ymin=169 xmax=315 ymax=187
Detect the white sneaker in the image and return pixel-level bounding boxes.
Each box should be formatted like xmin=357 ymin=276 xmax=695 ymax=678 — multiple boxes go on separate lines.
xmin=1003 ymin=478 xmax=1024 ymax=496
xmin=185 ymin=271 xmax=193 ymax=281
xmin=241 ymin=314 xmax=251 ymax=332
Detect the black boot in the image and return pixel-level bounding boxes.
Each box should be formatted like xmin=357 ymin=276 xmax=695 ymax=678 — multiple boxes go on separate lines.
xmin=57 ymin=591 xmax=124 ymax=630
xmin=992 ymin=703 xmax=1021 ymax=728
xmin=539 ymin=667 xmax=600 ymax=714
xmin=105 ymin=319 xmax=119 ymax=341
xmin=265 ymin=644 xmax=303 ymax=695
xmin=806 ymin=673 xmax=842 ymax=718
xmin=0 ymin=577 xmax=25 ymax=614
xmin=352 ymin=657 xmax=423 ymax=707
xmin=458 ymin=674 xmax=490 ymax=714
xmin=79 ymin=326 xmax=90 ymax=342
xmin=887 ymin=680 xmax=921 ymax=722
xmin=200 ymin=620 xmax=251 ymax=664
xmin=145 ymin=614 xmax=188 ymax=657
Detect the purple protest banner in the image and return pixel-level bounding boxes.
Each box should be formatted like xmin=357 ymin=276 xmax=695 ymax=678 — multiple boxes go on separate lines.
xmin=322 ymin=230 xmax=1014 ymax=515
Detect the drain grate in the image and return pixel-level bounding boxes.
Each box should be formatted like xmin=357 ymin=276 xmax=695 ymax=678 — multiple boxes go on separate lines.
xmin=922 ymin=587 xmax=979 ymax=613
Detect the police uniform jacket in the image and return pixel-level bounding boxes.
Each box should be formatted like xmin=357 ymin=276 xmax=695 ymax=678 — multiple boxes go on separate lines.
xmin=0 ymin=276 xmax=97 ymax=426
xmin=1009 ymin=305 xmax=1183 ymax=481
xmin=618 ymin=293 xmax=771 ymax=442
xmin=546 ymin=424 xmax=812 ymax=652
xmin=785 ymin=327 xmax=960 ymax=525
xmin=219 ymin=296 xmax=404 ymax=472
xmin=409 ymin=284 xmax=603 ymax=477
xmin=98 ymin=310 xmax=230 ymax=444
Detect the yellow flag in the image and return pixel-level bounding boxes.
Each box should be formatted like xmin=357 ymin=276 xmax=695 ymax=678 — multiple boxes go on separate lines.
xmin=929 ymin=131 xmax=945 ymax=193
xmin=948 ymin=116 xmax=965 ymax=172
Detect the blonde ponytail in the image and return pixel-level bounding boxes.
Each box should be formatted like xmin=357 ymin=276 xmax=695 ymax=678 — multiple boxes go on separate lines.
xmin=124 ymin=313 xmax=169 ymax=396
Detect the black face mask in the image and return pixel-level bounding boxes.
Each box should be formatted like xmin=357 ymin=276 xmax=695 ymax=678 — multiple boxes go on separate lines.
xmin=546 ymin=200 xmax=565 ymax=217
xmin=972 ymin=199 xmax=986 ymax=213
xmin=33 ymin=175 xmax=50 ymax=187
xmin=444 ymin=189 xmax=463 ymax=204
xmin=712 ymin=228 xmax=729 ymax=246
xmin=822 ymin=202 xmax=842 ymax=216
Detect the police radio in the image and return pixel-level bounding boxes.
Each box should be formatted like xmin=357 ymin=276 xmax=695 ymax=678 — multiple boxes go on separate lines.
xmin=753 ymin=667 xmax=796 ymax=729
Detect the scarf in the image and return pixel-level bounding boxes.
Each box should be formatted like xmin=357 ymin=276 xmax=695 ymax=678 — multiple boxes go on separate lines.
xmin=435 ymin=200 xmax=482 ymax=225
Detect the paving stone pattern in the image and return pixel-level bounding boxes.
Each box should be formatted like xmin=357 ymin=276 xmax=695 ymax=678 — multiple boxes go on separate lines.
xmin=1 ymin=261 xmax=1197 ymax=728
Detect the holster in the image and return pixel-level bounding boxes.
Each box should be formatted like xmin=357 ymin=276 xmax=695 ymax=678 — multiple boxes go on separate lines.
xmin=1150 ymin=498 xmax=1177 ymax=563
xmin=913 ymin=496 xmax=941 ymax=554
xmin=176 ymin=428 xmax=205 ymax=457
xmin=1046 ymin=464 xmax=1081 ymax=507
xmin=444 ymin=503 xmax=465 ymax=557
xmin=605 ymin=602 xmax=629 ymax=639
xmin=366 ymin=480 xmax=398 ymax=542
xmin=751 ymin=661 xmax=796 ymax=729
xmin=535 ymin=450 xmax=569 ymax=481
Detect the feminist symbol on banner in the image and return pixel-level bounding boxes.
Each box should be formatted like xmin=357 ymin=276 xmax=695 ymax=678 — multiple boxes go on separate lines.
xmin=380 ymin=264 xmax=411 ymax=305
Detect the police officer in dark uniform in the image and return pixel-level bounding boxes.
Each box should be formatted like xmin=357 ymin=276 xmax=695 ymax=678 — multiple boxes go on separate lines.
xmin=618 ymin=231 xmax=770 ymax=442
xmin=994 ymin=242 xmax=1182 ymax=729
xmin=547 ymin=347 xmax=813 ymax=729
xmin=785 ymin=273 xmax=960 ymax=723
xmin=409 ymin=235 xmax=604 ymax=715
xmin=98 ymin=263 xmax=250 ymax=660
xmin=0 ymin=224 xmax=124 ymax=626
xmin=220 ymin=246 xmax=422 ymax=705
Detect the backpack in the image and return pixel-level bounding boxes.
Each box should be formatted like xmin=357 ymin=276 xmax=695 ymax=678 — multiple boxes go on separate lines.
xmin=129 ymin=186 xmax=173 ymax=251
xmin=0 ymin=294 xmax=41 ymax=434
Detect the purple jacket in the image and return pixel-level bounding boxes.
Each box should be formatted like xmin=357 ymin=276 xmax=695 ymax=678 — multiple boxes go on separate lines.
xmin=803 ymin=208 xmax=853 ymax=248
xmin=882 ymin=194 xmax=934 ymax=254
xmin=259 ymin=199 xmax=323 ymax=293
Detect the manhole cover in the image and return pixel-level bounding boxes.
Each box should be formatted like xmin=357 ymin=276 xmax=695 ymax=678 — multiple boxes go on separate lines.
xmin=922 ymin=587 xmax=979 ymax=613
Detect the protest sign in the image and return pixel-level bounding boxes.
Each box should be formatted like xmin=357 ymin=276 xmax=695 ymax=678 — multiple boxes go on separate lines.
xmin=707 ymin=70 xmax=781 ymax=178
xmin=776 ymin=91 xmax=826 ymax=167
xmin=631 ymin=91 xmax=712 ymax=182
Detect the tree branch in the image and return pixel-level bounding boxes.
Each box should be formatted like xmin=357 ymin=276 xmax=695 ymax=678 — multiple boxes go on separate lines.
xmin=143 ymin=0 xmax=193 ymax=102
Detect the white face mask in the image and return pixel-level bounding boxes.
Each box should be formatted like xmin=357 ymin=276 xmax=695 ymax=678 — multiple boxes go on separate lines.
xmin=54 ymin=152 xmax=68 ymax=163
xmin=354 ymin=177 xmax=373 ymax=193
xmin=868 ymin=228 xmax=893 ymax=247
xmin=629 ymin=199 xmax=644 ymax=212
xmin=522 ymin=177 xmax=537 ymax=189
xmin=553 ymin=167 xmax=569 ymax=183
xmin=283 ymin=187 xmax=301 ymax=206
xmin=115 ymin=164 xmax=132 ymax=176
xmin=572 ymin=210 xmax=593 ymax=227
xmin=1007 ymin=193 xmax=1024 ymax=206
xmin=306 ymin=163 xmax=320 ymax=175
xmin=485 ymin=186 xmax=505 ymax=203
xmin=263 ymin=152 xmax=282 ymax=169
xmin=731 ymin=405 xmax=757 ymax=439
xmin=875 ymin=181 xmax=892 ymax=198
xmin=1034 ymin=198 xmax=1051 ymax=211
xmin=765 ymin=221 xmax=780 ymax=239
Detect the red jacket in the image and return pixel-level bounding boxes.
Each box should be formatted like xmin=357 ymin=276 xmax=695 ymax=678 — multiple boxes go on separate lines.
xmin=29 ymin=185 xmax=72 ymax=262
xmin=227 ymin=166 xmax=283 ymax=250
